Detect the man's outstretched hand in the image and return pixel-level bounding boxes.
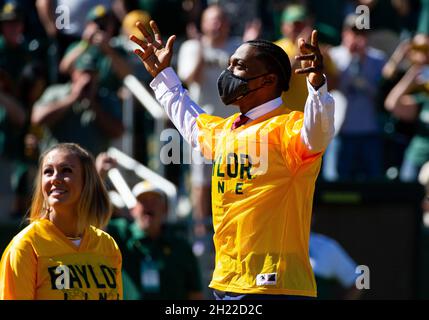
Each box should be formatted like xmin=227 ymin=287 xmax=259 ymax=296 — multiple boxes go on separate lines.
xmin=295 ymin=30 xmax=325 ymax=89
xmin=129 ymin=20 xmax=176 ymax=78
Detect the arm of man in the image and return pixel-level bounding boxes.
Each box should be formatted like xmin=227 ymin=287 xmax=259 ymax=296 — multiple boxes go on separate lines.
xmin=295 ymin=31 xmax=335 ymax=156
xmin=31 ymin=75 xmax=92 ymax=127
xmin=300 ymin=77 xmax=335 ymax=155
xmin=131 ymin=20 xmax=205 ymax=148
xmin=59 ymin=41 xmax=88 ymax=74
xmin=385 ymin=65 xmax=421 ymax=122
xmin=150 ymin=68 xmax=205 ymax=148
xmin=382 ymin=39 xmax=410 ymax=80
xmin=31 ymin=90 xmax=78 ymax=127
xmin=36 ymin=0 xmax=57 ymax=38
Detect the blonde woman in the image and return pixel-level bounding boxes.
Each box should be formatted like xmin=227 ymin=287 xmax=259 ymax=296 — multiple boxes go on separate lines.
xmin=0 ymin=143 xmax=122 ymax=300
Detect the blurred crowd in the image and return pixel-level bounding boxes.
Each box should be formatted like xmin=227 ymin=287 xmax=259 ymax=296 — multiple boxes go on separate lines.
xmin=1 ymin=0 xmax=429 ymax=299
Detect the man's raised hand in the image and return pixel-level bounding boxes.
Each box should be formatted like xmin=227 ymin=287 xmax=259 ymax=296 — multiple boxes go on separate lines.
xmin=295 ymin=30 xmax=325 ymax=89
xmin=130 ymin=20 xmax=176 ymax=78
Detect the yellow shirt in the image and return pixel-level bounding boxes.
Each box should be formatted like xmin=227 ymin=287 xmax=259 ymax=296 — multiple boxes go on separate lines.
xmin=275 ymin=38 xmax=308 ymax=112
xmin=0 ymin=219 xmax=122 ymax=300
xmin=197 ymin=104 xmax=322 ymax=297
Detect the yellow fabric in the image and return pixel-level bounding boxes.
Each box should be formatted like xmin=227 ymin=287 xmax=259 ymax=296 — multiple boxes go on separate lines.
xmin=0 ymin=219 xmax=122 ymax=300
xmin=275 ymin=38 xmax=296 ymax=58
xmin=275 ymin=38 xmax=337 ymax=112
xmin=275 ymin=38 xmax=308 ymax=112
xmin=197 ymin=104 xmax=322 ymax=297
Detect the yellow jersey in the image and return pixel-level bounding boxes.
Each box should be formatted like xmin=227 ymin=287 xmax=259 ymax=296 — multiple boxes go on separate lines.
xmin=0 ymin=219 xmax=122 ymax=300
xmin=197 ymin=104 xmax=322 ymax=297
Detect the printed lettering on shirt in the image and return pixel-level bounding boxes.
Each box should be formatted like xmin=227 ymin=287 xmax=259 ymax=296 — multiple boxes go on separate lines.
xmin=212 ymin=153 xmax=253 ymax=195
xmin=200 ymin=127 xmax=270 ymax=172
xmin=47 ymin=264 xmax=120 ymax=300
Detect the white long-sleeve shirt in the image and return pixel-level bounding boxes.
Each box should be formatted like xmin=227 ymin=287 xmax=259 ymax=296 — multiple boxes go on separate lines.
xmin=150 ymin=67 xmax=335 ymax=154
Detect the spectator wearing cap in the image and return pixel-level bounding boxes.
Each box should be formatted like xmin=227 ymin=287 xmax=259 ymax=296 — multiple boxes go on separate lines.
xmin=275 ymin=4 xmax=337 ymax=112
xmin=107 ymin=181 xmax=204 ymax=300
xmin=0 ymin=1 xmax=31 ymax=90
xmin=325 ymin=13 xmax=386 ymax=181
xmin=59 ymin=4 xmax=131 ymax=94
xmin=31 ymin=51 xmax=124 ymax=156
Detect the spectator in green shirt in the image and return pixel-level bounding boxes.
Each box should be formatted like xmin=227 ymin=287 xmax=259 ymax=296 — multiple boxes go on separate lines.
xmin=385 ymin=33 xmax=429 ymax=181
xmin=58 ymin=4 xmax=131 ymax=94
xmin=31 ymin=52 xmax=124 ymax=156
xmin=107 ymin=181 xmax=204 ymax=300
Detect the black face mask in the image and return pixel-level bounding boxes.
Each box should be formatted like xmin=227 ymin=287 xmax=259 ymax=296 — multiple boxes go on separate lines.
xmin=217 ymin=69 xmax=269 ymax=105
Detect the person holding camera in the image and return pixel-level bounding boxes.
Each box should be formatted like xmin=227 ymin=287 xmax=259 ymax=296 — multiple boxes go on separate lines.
xmin=31 ymin=52 xmax=124 ymax=156
xmin=58 ymin=4 xmax=131 ymax=92
xmin=385 ymin=32 xmax=429 ymax=182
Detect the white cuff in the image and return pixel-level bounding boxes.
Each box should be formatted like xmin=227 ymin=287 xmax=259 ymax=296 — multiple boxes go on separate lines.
xmin=306 ymin=75 xmax=328 ymax=96
xmin=150 ymin=67 xmax=182 ymax=99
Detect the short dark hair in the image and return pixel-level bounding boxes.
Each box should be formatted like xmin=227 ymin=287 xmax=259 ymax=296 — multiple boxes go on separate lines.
xmin=244 ymin=39 xmax=292 ymax=92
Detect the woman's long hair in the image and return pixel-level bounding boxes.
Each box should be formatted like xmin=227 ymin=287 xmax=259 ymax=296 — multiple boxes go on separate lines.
xmin=29 ymin=143 xmax=112 ymax=234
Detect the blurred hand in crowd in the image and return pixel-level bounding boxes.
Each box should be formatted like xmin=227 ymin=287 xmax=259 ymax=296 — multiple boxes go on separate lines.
xmin=382 ymin=38 xmax=412 ymax=79
xmin=95 ymin=152 xmax=117 ymax=180
xmin=82 ymin=23 xmax=99 ymax=44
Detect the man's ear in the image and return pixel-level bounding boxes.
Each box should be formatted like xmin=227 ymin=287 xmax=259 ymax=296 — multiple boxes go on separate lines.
xmin=263 ymin=73 xmax=278 ymax=87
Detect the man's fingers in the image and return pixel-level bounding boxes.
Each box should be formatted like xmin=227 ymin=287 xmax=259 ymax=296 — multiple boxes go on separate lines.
xmin=134 ymin=48 xmax=149 ymax=61
xmin=295 ymin=54 xmax=316 ymax=61
xmin=294 ymin=65 xmax=323 ymax=74
xmin=136 ymin=21 xmax=153 ymax=43
xmin=134 ymin=46 xmax=158 ymax=63
xmin=296 ymin=31 xmax=324 ymax=75
xmin=150 ymin=20 xmax=163 ymax=46
xmin=165 ymin=35 xmax=176 ymax=52
xmin=300 ymin=42 xmax=316 ymax=53
xmin=298 ymin=38 xmax=317 ymax=54
xmin=129 ymin=35 xmax=148 ymax=49
xmin=310 ymin=30 xmax=319 ymax=49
